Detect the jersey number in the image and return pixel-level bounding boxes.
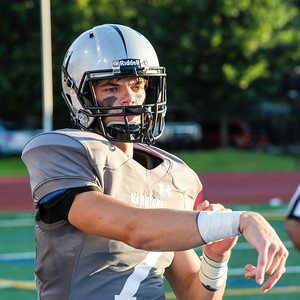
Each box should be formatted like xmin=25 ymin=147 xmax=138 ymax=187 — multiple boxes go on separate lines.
xmin=114 ymin=251 xmax=163 ymax=300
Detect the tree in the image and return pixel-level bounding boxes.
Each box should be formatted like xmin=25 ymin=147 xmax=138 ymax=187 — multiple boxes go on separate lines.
xmin=72 ymin=0 xmax=300 ymax=146
xmin=2 ymin=0 xmax=300 ymax=148
xmin=0 ymin=1 xmax=41 ymax=127
xmin=127 ymin=0 xmax=299 ymax=147
xmin=0 ymin=1 xmax=84 ymax=128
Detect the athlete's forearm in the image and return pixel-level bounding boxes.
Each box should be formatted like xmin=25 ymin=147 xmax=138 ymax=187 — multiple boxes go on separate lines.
xmin=165 ymin=250 xmax=226 ymax=300
xmin=69 ymin=190 xmax=247 ymax=252
xmin=182 ymin=278 xmax=226 ymax=300
xmin=69 ymin=190 xmax=204 ymax=251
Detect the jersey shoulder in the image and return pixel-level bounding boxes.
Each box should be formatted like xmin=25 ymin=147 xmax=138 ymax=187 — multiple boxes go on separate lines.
xmin=22 ymin=128 xmax=108 ymax=153
xmin=22 ymin=128 xmax=126 ymax=167
xmin=22 ymin=129 xmax=129 ymax=203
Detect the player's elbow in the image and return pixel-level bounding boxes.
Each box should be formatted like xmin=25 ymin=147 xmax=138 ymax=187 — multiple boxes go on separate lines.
xmin=124 ymin=223 xmax=160 ymax=250
xmin=127 ymin=236 xmax=154 ymax=250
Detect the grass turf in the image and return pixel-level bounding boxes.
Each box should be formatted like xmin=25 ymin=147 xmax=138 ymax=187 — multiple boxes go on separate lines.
xmin=0 ymin=204 xmax=299 ymax=299
xmin=171 ymin=149 xmax=297 ymax=172
xmin=0 ymin=149 xmax=298 ymax=176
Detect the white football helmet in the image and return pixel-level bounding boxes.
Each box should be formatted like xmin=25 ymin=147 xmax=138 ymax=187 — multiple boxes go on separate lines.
xmin=61 ymin=24 xmax=167 ymax=144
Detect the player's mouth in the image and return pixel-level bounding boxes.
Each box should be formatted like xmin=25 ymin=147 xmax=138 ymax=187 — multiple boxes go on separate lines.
xmin=106 ymin=121 xmax=140 ymax=140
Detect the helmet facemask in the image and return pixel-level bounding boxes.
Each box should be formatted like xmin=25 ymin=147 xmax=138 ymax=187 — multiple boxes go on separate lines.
xmin=61 ymin=24 xmax=167 ymax=145
xmin=62 ymin=64 xmax=166 ymax=145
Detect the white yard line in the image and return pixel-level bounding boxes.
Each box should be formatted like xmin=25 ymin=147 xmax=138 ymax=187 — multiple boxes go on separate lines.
xmin=0 ymin=252 xmax=35 ymax=261
xmin=233 ymin=240 xmax=294 ymax=250
xmin=0 ymin=218 xmax=34 ymax=227
xmin=229 ymin=265 xmax=300 ymax=276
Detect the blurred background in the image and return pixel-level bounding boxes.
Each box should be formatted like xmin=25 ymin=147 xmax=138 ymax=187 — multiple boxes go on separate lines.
xmin=2 ymin=0 xmax=300 ymax=156
xmin=1 ymin=2 xmax=300 ymax=299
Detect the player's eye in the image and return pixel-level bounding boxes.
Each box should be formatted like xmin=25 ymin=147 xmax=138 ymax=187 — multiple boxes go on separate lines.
xmin=132 ymin=85 xmax=141 ymax=91
xmin=106 ymin=87 xmax=118 ymax=93
xmin=132 ymin=83 xmax=146 ymax=92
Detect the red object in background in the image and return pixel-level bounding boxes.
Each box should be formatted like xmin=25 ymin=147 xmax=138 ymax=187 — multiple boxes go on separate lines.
xmin=256 ymin=134 xmax=270 ymax=150
xmin=199 ymin=119 xmax=253 ymax=150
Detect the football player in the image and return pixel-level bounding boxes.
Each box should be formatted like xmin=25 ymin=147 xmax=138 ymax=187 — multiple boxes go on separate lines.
xmin=286 ymin=184 xmax=300 ymax=252
xmin=22 ymin=24 xmax=288 ymax=299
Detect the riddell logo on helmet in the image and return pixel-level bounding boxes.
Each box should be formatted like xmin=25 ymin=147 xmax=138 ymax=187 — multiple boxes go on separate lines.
xmin=119 ymin=59 xmax=140 ymax=67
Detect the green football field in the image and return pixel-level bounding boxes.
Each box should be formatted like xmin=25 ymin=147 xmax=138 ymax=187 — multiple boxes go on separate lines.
xmin=0 ymin=203 xmax=299 ymax=300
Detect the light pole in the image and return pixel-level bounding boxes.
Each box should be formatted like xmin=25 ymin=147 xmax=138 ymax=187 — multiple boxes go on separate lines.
xmin=40 ymin=0 xmax=53 ymax=132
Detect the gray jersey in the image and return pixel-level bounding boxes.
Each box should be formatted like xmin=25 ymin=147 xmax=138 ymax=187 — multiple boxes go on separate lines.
xmin=22 ymin=129 xmax=202 ymax=300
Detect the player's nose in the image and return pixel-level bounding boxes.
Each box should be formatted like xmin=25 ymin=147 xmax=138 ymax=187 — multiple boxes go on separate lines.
xmin=119 ymin=86 xmax=135 ymax=106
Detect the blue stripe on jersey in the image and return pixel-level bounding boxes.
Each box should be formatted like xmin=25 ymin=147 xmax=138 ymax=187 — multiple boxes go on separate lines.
xmin=40 ymin=189 xmax=69 ymax=204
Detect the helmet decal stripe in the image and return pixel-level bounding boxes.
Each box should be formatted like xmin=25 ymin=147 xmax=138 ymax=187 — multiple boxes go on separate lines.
xmin=109 ymin=25 xmax=128 ymax=57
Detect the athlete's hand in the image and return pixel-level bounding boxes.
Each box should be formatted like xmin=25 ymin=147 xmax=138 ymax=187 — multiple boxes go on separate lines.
xmin=196 ymin=200 xmax=238 ymax=262
xmin=239 ymin=211 xmax=289 ymax=293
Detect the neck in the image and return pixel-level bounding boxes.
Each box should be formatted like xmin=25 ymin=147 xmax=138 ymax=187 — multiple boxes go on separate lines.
xmin=90 ymin=128 xmax=134 ymax=157
xmin=112 ymin=141 xmax=134 ymax=157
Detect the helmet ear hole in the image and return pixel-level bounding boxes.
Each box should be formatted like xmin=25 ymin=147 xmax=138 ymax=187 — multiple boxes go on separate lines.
xmin=146 ymin=77 xmax=159 ymax=104
xmin=82 ymin=83 xmax=94 ymax=106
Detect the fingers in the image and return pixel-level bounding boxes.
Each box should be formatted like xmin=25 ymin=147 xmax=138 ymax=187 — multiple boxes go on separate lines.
xmin=244 ymin=264 xmax=256 ymax=279
xmin=196 ymin=200 xmax=227 ymax=212
xmin=255 ymin=238 xmax=288 ymax=292
xmin=196 ymin=200 xmax=210 ymax=211
xmin=261 ymin=261 xmax=286 ymax=293
xmin=260 ymin=242 xmax=288 ymax=293
xmin=240 ymin=212 xmax=289 ymax=292
xmin=255 ymin=247 xmax=268 ymax=285
xmin=195 ymin=200 xmax=233 ymax=214
xmin=244 ymin=260 xmax=287 ymax=293
xmin=208 ymin=203 xmax=226 ymax=211
xmin=264 ymin=243 xmax=278 ymax=274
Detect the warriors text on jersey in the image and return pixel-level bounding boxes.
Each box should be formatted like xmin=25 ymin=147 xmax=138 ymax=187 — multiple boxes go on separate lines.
xmin=22 ymin=129 xmax=202 ymax=300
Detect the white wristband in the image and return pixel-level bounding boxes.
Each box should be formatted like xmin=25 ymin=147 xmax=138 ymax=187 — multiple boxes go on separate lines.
xmin=199 ymin=251 xmax=228 ymax=291
xmin=197 ymin=211 xmax=243 ymax=244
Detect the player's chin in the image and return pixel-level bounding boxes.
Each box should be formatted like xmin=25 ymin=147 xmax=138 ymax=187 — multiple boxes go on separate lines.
xmin=126 ymin=115 xmax=141 ymax=123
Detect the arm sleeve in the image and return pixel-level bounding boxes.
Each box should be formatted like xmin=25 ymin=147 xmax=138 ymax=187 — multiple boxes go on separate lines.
xmin=38 ymin=186 xmax=101 ymax=224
